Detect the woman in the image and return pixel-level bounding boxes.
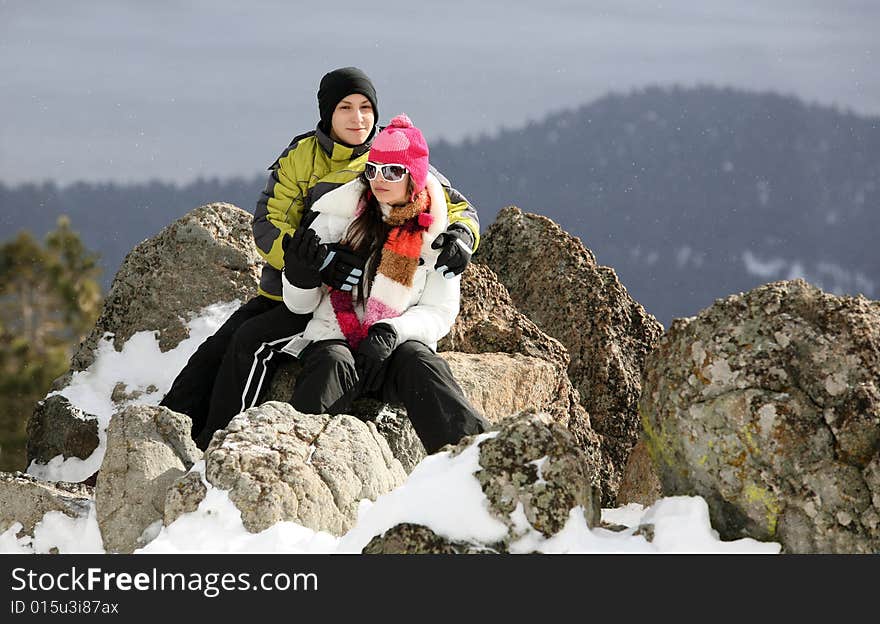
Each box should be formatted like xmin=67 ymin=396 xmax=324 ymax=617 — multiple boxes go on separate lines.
xmin=159 ymin=67 xmax=480 ymax=451
xmin=281 ymin=115 xmax=488 ymax=453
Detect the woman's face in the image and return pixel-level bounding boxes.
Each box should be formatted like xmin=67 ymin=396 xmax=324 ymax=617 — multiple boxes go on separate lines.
xmin=370 ymin=171 xmax=410 ymax=206
xmin=329 ymin=94 xmax=375 ymax=145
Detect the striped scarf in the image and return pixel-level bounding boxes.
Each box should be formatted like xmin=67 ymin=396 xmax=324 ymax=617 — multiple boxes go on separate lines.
xmin=330 ymin=189 xmax=434 ymax=349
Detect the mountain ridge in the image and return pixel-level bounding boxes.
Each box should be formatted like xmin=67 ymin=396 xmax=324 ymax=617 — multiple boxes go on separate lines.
xmin=2 ymin=85 xmax=877 ymax=324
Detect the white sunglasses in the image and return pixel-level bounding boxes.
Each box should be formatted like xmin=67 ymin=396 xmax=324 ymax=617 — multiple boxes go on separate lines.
xmin=364 ymin=161 xmax=409 ymax=183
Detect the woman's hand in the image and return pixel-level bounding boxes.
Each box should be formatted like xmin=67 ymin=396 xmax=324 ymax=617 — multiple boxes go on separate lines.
xmin=282 ymin=227 xmax=325 ymax=289
xmin=355 ymin=324 xmax=398 ymax=392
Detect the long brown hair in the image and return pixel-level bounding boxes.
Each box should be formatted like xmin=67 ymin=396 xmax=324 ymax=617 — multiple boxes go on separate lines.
xmin=340 ymin=173 xmax=414 ymax=304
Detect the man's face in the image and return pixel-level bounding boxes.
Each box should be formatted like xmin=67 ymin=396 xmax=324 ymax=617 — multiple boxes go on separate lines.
xmin=329 ymin=93 xmax=374 ymax=145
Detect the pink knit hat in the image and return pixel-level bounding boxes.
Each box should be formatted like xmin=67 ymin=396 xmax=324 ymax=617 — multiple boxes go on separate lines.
xmin=368 ymin=114 xmax=429 ymax=198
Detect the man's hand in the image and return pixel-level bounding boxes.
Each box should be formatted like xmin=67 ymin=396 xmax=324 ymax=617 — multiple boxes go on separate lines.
xmin=282 ymin=227 xmax=325 ymax=289
xmin=320 ymin=242 xmax=366 ymax=291
xmin=355 ymin=324 xmax=398 ymax=393
xmin=431 ymin=225 xmax=474 ymax=278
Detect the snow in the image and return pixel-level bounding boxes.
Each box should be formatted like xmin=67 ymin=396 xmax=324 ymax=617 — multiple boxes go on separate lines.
xmin=26 ymin=301 xmax=241 ymax=483
xmin=3 ymin=302 xmax=782 ymax=555
xmin=3 ymin=451 xmax=780 ymax=554
xmin=134 ymin=462 xmax=340 ymax=554
xmin=335 ymin=434 xmax=509 ymax=552
xmin=0 ymin=505 xmax=104 ymax=554
xmin=528 ymin=456 xmax=549 ymax=485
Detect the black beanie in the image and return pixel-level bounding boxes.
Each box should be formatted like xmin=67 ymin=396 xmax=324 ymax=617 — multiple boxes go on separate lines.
xmin=317 ymin=67 xmax=379 ymax=137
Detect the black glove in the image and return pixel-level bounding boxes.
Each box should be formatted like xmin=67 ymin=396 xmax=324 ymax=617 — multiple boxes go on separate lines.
xmin=431 ymin=225 xmax=474 ymax=278
xmin=320 ymin=242 xmax=366 ymax=291
xmin=282 ymin=227 xmax=325 ymax=289
xmin=355 ymin=324 xmax=398 ymax=393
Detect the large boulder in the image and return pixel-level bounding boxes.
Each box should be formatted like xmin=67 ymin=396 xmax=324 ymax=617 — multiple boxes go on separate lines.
xmin=437 ymin=264 xmax=576 ymax=416
xmin=95 ymin=405 xmax=202 ymax=553
xmin=641 ymin=279 xmax=880 ymax=553
xmin=364 ymin=412 xmax=601 ymax=554
xmin=265 ymin=373 xmax=428 ymax=476
xmin=0 ymin=472 xmax=93 ymax=537
xmin=69 ymin=203 xmax=261 ymax=373
xmin=439 ymin=263 xmax=571 ymax=369
xmin=444 ymin=351 xmax=613 ymax=503
xmin=474 ymin=413 xmax=601 ymax=536
xmin=439 ymin=262 xmax=587 ymax=423
xmin=189 ymin=402 xmax=407 ymax=535
xmin=475 ymin=206 xmax=664 ymax=499
xmin=30 ymin=203 xmax=260 ymax=481
xmin=615 ymin=438 xmax=662 ymax=507
xmin=26 ymin=395 xmax=99 ymax=466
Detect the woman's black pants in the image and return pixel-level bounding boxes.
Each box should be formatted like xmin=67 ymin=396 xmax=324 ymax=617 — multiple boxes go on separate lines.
xmin=159 ymin=295 xmax=309 ymax=450
xmin=291 ymin=339 xmax=489 ymax=454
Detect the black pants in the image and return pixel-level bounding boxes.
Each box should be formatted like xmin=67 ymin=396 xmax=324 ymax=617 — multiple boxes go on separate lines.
xmin=291 ymin=339 xmax=489 ymax=454
xmin=160 ymin=295 xmax=309 ymax=450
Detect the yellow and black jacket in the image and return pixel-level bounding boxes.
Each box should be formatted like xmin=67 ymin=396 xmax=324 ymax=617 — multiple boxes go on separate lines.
xmin=253 ymin=125 xmax=481 ymax=300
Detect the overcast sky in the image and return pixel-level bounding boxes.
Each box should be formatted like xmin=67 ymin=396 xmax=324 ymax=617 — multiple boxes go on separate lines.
xmin=1 ymin=0 xmax=877 ymax=185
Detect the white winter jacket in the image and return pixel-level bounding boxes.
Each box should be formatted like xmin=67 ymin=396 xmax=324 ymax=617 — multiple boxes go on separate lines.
xmin=280 ymin=172 xmax=460 ymax=357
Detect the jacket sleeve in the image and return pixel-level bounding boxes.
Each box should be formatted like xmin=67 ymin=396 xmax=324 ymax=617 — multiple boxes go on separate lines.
xmin=280 ymin=211 xmax=334 ymax=315
xmin=429 ymin=165 xmax=481 ymax=251
xmin=253 ymin=144 xmax=307 ymax=270
xmin=377 ymin=271 xmax=460 ymax=348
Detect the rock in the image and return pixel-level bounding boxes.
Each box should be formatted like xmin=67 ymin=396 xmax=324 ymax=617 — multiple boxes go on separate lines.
xmin=26 ymin=395 xmax=99 ymax=465
xmin=34 ymin=203 xmax=260 ymax=481
xmin=437 ymin=263 xmax=612 ymax=496
xmin=268 ymin=263 xmax=582 ymax=422
xmin=268 ymin=351 xmax=569 ymax=426
xmin=69 ymin=203 xmax=262 ymax=372
xmin=0 ymin=472 xmax=93 ymax=536
xmin=370 ymin=404 xmax=427 ymax=474
xmin=263 ymin=267 xmax=608 ymax=486
xmin=444 ymin=350 xmax=614 ymax=503
xmin=518 ymin=405 xmax=613 ymax=506
xmin=363 ymin=523 xmax=499 ymax=554
xmin=439 ymin=263 xmax=571 ymax=372
xmin=633 ymin=523 xmax=655 ymax=542
xmin=475 ymin=206 xmax=664 ymax=498
xmin=264 ymin=349 xmax=614 ymax=498
xmin=327 ymin=400 xmax=428 ymax=476
xmin=472 ymin=412 xmax=601 ymax=538
xmin=641 ymin=279 xmax=880 ymax=553
xmin=616 ymin=439 xmax=662 ymax=507
xmin=110 ymin=382 xmax=158 ymax=404
xmin=201 ymin=402 xmax=406 ymax=535
xmin=442 ymin=352 xmax=567 ymax=424
xmin=266 ymin=367 xmax=428 ymax=475
xmin=364 ymin=413 xmax=601 ymax=553
xmin=95 ymin=405 xmax=202 ymax=553
xmin=163 ymin=471 xmax=208 ymax=526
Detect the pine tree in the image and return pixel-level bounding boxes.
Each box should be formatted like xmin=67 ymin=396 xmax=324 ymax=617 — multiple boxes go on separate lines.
xmin=0 ymin=216 xmax=101 ymax=471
